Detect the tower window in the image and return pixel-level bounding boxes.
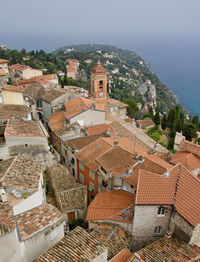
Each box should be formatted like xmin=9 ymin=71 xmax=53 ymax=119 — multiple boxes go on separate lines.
xmin=99 ymin=80 xmax=103 ymax=89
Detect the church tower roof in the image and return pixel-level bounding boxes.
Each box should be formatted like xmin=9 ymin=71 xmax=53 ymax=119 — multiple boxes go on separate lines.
xmin=91 ymin=60 xmax=107 ymax=74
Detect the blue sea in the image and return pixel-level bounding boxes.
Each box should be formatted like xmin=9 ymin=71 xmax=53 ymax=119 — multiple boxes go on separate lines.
xmin=122 ymin=36 xmax=200 ymax=117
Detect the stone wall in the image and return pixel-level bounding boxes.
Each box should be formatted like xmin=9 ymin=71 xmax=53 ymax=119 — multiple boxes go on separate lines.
xmin=132 ymin=205 xmax=172 ymax=251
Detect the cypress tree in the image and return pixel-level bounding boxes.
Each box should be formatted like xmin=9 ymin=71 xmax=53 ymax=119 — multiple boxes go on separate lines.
xmin=161 ymin=113 xmax=167 ymax=130
xmin=154 ymin=111 xmax=161 ymax=126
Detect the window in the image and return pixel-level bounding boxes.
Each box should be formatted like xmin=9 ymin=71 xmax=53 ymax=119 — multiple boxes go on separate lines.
xmin=157 ymin=207 xmax=165 ymax=216
xmin=110 ymin=106 xmax=113 ymax=112
xmin=154 ymin=226 xmax=161 ymax=235
xmin=89 ymin=182 xmax=94 ymax=192
xmin=79 ymin=161 xmax=84 ymax=171
xmin=79 ymin=173 xmax=84 ymax=183
xmin=89 ymin=170 xmax=94 ymax=179
xmin=70 ymin=157 xmax=75 ymax=165
xmin=99 ymin=80 xmax=103 ymax=89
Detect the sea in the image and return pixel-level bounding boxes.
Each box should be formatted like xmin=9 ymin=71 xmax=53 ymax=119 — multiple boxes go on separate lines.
xmin=122 ymin=35 xmax=200 ymax=117
xmin=3 ymin=34 xmax=200 ymax=117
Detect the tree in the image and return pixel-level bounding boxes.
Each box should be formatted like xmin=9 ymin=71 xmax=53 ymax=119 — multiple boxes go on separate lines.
xmin=176 ymin=118 xmax=183 ymax=133
xmin=154 ymin=111 xmax=161 ymax=126
xmin=191 ymin=116 xmax=199 ymax=130
xmin=148 ymin=106 xmax=154 ymax=120
xmin=167 ymin=125 xmax=176 ymax=150
xmin=161 ymin=113 xmax=167 ymax=130
xmin=123 ymin=99 xmax=139 ymax=118
xmin=182 ymin=123 xmax=198 ymax=141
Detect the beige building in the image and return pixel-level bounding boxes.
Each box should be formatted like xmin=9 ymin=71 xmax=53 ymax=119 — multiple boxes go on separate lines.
xmin=2 ymin=85 xmax=24 ymax=105
xmin=9 ymin=64 xmax=42 ymax=80
xmin=0 ymin=59 xmax=9 ymax=75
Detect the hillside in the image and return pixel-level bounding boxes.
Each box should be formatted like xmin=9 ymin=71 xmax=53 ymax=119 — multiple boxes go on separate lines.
xmin=55 ymin=44 xmax=176 ymax=113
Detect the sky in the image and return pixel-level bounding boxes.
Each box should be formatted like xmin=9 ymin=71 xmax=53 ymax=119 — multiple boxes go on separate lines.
xmin=1 ymin=0 xmax=200 ymax=50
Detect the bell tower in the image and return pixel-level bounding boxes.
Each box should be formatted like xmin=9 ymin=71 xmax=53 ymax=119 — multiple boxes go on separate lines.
xmin=90 ymin=60 xmax=107 ymax=99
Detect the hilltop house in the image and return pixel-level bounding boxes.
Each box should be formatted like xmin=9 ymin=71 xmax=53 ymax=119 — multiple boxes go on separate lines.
xmin=9 ymin=64 xmax=42 ymax=81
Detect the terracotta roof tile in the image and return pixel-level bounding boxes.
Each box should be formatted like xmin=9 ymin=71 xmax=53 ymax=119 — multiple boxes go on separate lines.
xmin=48 ymin=110 xmax=66 ymax=131
xmin=2 ymin=156 xmax=42 ymax=194
xmin=67 ymin=133 xmax=106 ymax=150
xmin=15 ymin=74 xmax=57 ymax=86
xmin=0 ymin=202 xmax=15 ymax=236
xmin=36 ymin=226 xmax=106 ymax=262
xmin=123 ymin=156 xmax=167 ymax=187
xmin=86 ymin=189 xmax=134 ymax=224
xmin=0 ymin=104 xmax=31 ymax=121
xmin=75 ymin=138 xmax=112 ymax=171
xmin=5 ymin=119 xmax=48 ymax=137
xmin=86 ymin=124 xmax=118 ymax=137
xmin=0 ymin=59 xmax=9 ymax=64
xmin=136 ymin=119 xmax=155 ymax=128
xmin=0 ymin=158 xmax=14 ymax=181
xmin=9 ymin=64 xmax=29 ymax=71
xmin=96 ymin=146 xmax=138 ymax=176
xmin=175 ymin=166 xmax=200 ymax=226
xmin=180 ymin=140 xmax=200 ymax=158
xmin=135 ymin=166 xmax=178 ymax=205
xmin=91 ymin=62 xmax=107 ymax=73
xmin=2 ymin=85 xmax=24 ymax=93
xmin=110 ymin=249 xmax=132 ymax=262
xmin=135 ymin=237 xmax=200 ymax=262
xmin=15 ymin=203 xmax=63 ymax=240
xmin=91 ymin=225 xmax=131 ymax=260
xmin=40 ymin=89 xmax=65 ymax=103
xmin=170 ymin=151 xmax=200 ymax=171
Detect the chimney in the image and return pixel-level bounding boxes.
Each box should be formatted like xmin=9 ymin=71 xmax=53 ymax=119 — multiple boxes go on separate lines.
xmin=165 ymin=229 xmax=173 ymax=239
xmin=114 ymin=140 xmax=119 ymax=147
xmin=104 ymin=129 xmax=111 ymax=137
xmin=163 ymin=168 xmax=170 ymax=178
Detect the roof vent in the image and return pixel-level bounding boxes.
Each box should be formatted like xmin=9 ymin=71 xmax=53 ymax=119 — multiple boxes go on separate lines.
xmin=96 ymin=144 xmax=101 ymax=149
xmin=114 ymin=140 xmax=119 ymax=147
xmin=163 ymin=168 xmax=170 ymax=178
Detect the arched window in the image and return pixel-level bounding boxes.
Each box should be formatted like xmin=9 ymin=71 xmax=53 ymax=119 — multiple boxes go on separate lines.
xmin=99 ymin=80 xmax=103 ymax=89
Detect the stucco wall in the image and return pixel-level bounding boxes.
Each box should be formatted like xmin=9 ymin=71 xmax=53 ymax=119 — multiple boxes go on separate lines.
xmin=190 ymin=223 xmax=200 ymax=247
xmin=69 ymin=109 xmax=105 ymax=127
xmin=2 ymin=90 xmax=24 ymax=105
xmin=23 ymin=69 xmax=42 ymax=79
xmin=132 ymin=205 xmax=172 ymax=251
xmin=5 ymin=136 xmax=49 ymax=151
xmin=22 ymin=222 xmax=64 ymax=262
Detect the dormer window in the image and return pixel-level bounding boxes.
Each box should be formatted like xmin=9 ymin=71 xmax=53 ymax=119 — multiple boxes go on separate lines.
xmin=99 ymin=80 xmax=103 ymax=89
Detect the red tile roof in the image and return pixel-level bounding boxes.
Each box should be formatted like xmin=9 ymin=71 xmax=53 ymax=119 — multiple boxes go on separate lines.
xmin=15 ymin=203 xmax=63 ymax=240
xmin=180 ymin=140 xmax=200 ymax=158
xmin=135 ymin=166 xmax=178 ymax=205
xmin=175 ymin=165 xmax=200 ymax=226
xmin=96 ymin=146 xmax=138 ymax=176
xmin=170 ymin=151 xmax=200 ymax=171
xmin=136 ymin=119 xmax=155 ymax=128
xmin=0 ymin=59 xmax=9 ymax=64
xmin=49 ymin=110 xmax=66 ymax=131
xmin=0 ymin=202 xmax=15 ymax=236
xmin=75 ymin=138 xmax=112 ymax=171
xmin=86 ymin=189 xmax=134 ymax=224
xmin=2 ymin=85 xmax=24 ymax=93
xmin=64 ymin=97 xmax=104 ymax=120
xmin=110 ymin=249 xmax=132 ymax=262
xmin=135 ymin=237 xmax=200 ymax=262
xmin=91 ymin=62 xmax=107 ymax=73
xmin=0 ymin=69 xmax=6 ymax=76
xmin=15 ymin=74 xmax=57 ymax=86
xmin=9 ymin=63 xmax=29 ymax=72
xmin=123 ymin=156 xmax=167 ymax=187
xmin=86 ymin=124 xmax=118 ymax=137
xmin=67 ymin=133 xmax=106 ymax=150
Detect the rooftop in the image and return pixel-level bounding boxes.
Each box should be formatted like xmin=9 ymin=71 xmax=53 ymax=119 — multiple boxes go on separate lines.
xmin=110 ymin=249 xmax=132 ymax=262
xmin=0 ymin=104 xmax=31 ymax=121
xmin=0 ymin=158 xmax=14 ymax=181
xmin=54 ymin=121 xmax=81 ymax=137
xmin=75 ymin=137 xmax=112 ymax=171
xmin=180 ymin=140 xmax=200 ymax=158
xmin=86 ymin=189 xmax=134 ymax=224
xmin=15 ymin=74 xmax=57 ymax=86
xmin=91 ymin=61 xmax=107 ymax=74
xmin=135 ymin=164 xmax=200 ymax=226
xmin=0 ymin=59 xmax=9 ymax=64
xmin=91 ymin=224 xmax=131 ymax=260
xmin=136 ymin=119 xmax=155 ymax=128
xmin=2 ymin=156 xmax=42 ymax=194
xmin=0 ymin=69 xmax=6 ymax=76
xmin=5 ymin=119 xmax=48 ymax=137
xmin=170 ymin=151 xmax=200 ymax=171
xmin=64 ymin=97 xmax=104 ymax=120
xmin=15 ymin=203 xmax=63 ymax=241
xmin=48 ymin=110 xmax=66 ymax=131
xmin=96 ymin=146 xmax=138 ymax=177
xmin=86 ymin=124 xmax=118 ymax=137
xmin=24 ymin=82 xmax=45 ymax=100
xmin=9 ymin=63 xmax=29 ymax=71
xmin=67 ymin=133 xmax=106 ymax=151
xmin=40 ymin=89 xmax=65 ymax=103
xmin=0 ymin=202 xmax=15 ymax=236
xmin=135 ymin=237 xmax=200 ymax=262
xmin=36 ymin=226 xmax=106 ymax=262
xmin=2 ymin=85 xmax=24 ymax=93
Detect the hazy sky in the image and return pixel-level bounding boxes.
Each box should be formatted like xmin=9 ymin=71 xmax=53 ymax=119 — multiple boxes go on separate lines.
xmin=1 ymin=0 xmax=200 ymax=50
